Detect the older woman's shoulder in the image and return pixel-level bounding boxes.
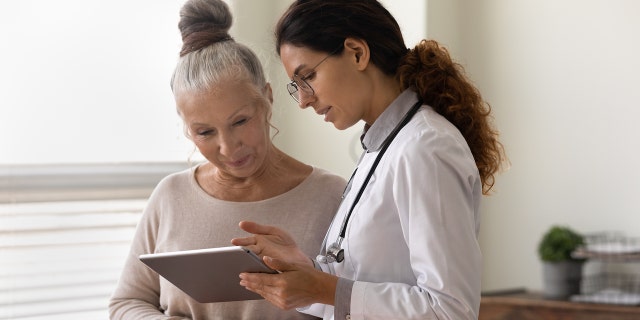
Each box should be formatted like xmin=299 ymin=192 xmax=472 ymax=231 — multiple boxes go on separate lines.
xmin=309 ymin=167 xmax=347 ymax=189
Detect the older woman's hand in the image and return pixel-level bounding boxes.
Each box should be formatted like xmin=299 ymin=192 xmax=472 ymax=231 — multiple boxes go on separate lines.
xmin=231 ymin=221 xmax=313 ymax=268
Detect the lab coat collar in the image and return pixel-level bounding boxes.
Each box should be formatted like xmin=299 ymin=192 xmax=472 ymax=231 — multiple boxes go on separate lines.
xmin=361 ymin=89 xmax=421 ymax=152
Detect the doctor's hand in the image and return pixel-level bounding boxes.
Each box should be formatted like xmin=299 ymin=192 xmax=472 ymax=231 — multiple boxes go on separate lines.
xmin=239 ymin=256 xmax=338 ymax=310
xmin=231 ymin=221 xmax=312 ymax=268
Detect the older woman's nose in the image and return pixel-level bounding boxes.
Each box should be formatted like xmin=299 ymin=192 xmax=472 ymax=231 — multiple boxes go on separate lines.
xmin=218 ymin=132 xmax=240 ymax=156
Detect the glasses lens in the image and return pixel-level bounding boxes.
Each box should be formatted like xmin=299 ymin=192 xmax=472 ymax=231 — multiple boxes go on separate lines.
xmin=287 ymin=82 xmax=300 ymax=103
xmin=288 ymin=74 xmax=315 ymax=104
xmin=296 ymin=77 xmax=313 ymax=95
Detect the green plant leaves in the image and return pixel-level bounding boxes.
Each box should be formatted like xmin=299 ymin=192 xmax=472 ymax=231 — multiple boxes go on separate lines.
xmin=538 ymin=225 xmax=585 ymax=262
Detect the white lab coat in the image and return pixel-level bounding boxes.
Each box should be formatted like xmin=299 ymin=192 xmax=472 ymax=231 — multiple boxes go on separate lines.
xmin=302 ymin=90 xmax=482 ymax=320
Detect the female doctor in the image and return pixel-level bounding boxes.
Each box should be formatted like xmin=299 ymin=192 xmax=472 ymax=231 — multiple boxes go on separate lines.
xmin=231 ymin=0 xmax=506 ymax=319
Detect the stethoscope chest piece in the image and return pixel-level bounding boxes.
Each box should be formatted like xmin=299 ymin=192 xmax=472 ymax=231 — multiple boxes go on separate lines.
xmin=327 ymin=242 xmax=345 ymax=263
xmin=316 ymin=241 xmax=345 ymax=263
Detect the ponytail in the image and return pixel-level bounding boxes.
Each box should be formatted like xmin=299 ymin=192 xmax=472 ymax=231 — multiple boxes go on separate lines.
xmin=398 ymin=40 xmax=506 ymax=194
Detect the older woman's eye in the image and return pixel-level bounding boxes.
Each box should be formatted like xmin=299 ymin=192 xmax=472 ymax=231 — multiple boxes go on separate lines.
xmin=197 ymin=129 xmax=215 ymax=136
xmin=233 ymin=118 xmax=248 ymax=126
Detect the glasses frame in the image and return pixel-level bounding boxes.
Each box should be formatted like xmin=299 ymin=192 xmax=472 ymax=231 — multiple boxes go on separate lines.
xmin=286 ymin=46 xmax=343 ymax=103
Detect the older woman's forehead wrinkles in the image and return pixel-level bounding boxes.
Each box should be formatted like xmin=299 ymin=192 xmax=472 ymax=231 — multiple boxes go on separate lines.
xmin=226 ymin=103 xmax=255 ymax=120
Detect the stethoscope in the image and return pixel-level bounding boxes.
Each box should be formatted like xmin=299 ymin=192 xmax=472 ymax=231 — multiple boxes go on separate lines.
xmin=316 ymin=99 xmax=423 ymax=264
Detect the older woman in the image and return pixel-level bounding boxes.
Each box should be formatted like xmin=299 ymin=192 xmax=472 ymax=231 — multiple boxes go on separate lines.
xmin=108 ymin=0 xmax=346 ymax=319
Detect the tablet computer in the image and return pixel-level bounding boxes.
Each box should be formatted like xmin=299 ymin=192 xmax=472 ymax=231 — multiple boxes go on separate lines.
xmin=139 ymin=246 xmax=277 ymax=303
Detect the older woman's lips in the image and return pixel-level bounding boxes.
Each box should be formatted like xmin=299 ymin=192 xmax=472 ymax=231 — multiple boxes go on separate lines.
xmin=226 ymin=155 xmax=250 ymax=168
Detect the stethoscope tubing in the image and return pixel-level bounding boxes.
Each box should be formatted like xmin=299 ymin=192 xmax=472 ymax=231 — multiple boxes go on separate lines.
xmin=317 ymin=99 xmax=423 ymax=264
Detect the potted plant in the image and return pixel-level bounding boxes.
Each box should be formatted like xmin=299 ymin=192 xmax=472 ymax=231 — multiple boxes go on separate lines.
xmin=537 ymin=225 xmax=586 ymax=299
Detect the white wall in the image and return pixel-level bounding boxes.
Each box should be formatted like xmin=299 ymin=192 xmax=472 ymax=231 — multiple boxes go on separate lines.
xmin=0 ymin=1 xmax=193 ymax=165
xmin=449 ymin=0 xmax=640 ymax=291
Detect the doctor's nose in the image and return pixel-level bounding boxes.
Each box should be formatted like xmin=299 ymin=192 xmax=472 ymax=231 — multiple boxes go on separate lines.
xmin=298 ymin=91 xmax=316 ymax=109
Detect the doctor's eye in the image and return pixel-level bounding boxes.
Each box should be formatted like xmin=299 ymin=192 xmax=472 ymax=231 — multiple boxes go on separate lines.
xmin=301 ymin=71 xmax=316 ymax=82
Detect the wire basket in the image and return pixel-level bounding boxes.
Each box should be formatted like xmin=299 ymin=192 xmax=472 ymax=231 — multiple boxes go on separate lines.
xmin=572 ymin=232 xmax=640 ymax=261
xmin=571 ymin=273 xmax=640 ymax=305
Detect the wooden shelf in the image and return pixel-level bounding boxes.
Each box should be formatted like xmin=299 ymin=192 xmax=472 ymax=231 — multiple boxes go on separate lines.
xmin=480 ymin=291 xmax=640 ymax=320
xmin=572 ymin=247 xmax=640 ymax=261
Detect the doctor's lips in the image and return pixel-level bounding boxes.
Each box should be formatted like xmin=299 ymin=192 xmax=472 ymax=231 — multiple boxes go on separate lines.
xmin=315 ymin=107 xmax=331 ymax=116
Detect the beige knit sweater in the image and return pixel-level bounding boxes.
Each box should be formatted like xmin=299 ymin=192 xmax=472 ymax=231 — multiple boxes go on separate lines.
xmin=109 ymin=166 xmax=346 ymax=320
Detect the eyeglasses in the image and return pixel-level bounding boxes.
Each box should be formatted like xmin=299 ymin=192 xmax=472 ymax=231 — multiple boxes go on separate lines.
xmin=286 ymin=46 xmax=342 ymax=103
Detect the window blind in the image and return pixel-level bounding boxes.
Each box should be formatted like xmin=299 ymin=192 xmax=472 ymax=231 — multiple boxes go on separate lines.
xmin=0 ymin=163 xmax=189 ymax=319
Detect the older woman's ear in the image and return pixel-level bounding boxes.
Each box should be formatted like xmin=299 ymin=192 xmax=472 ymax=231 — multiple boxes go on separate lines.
xmin=264 ymin=83 xmax=273 ymax=104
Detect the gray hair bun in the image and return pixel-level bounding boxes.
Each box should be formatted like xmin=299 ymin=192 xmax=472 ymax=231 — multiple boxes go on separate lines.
xmin=178 ymin=0 xmax=234 ymax=57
